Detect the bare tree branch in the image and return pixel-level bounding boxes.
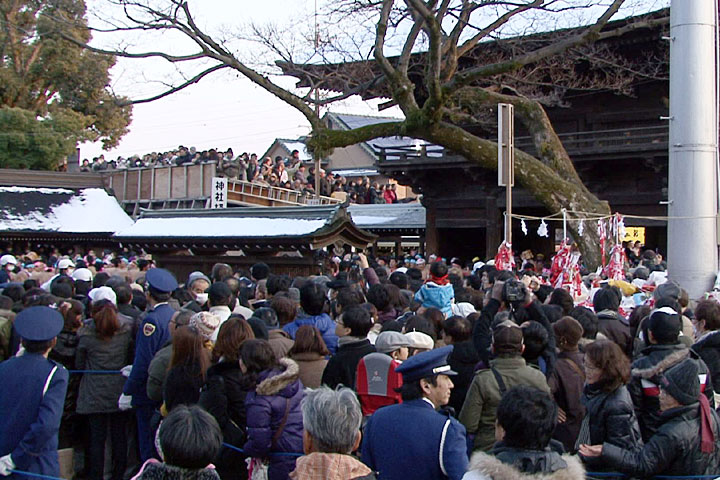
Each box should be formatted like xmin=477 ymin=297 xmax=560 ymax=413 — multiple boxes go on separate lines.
xmin=456 ymin=0 xmax=544 ymax=57
xmin=116 ymin=64 xmax=228 ymax=105
xmin=445 ymin=0 xmax=627 ymax=92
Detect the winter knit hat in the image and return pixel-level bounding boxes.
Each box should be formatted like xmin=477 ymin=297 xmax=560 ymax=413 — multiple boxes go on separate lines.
xmin=189 ymin=312 xmax=221 ymax=341
xmin=660 ymin=358 xmax=715 ymax=453
xmin=187 ymin=271 xmax=211 ymax=289
xmin=661 ymin=357 xmax=700 ymax=405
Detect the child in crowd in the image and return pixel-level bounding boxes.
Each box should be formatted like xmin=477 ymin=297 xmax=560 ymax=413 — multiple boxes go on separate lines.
xmin=414 ymin=261 xmax=455 ymax=317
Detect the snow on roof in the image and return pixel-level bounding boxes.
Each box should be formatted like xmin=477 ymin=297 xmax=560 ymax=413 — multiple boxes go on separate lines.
xmin=348 ymin=203 xmax=426 ymax=230
xmin=331 ymin=168 xmax=379 ymax=177
xmin=329 ymin=113 xmax=437 ymax=155
xmin=115 ymin=216 xmax=328 ymax=238
xmin=0 ymin=187 xmax=134 ymax=233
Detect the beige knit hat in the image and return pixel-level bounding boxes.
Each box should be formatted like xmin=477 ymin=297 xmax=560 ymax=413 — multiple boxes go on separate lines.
xmin=189 ymin=312 xmax=221 ymax=341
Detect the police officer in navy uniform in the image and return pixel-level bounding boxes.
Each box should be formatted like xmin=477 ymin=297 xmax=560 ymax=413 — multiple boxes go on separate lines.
xmin=0 ymin=306 xmax=69 ymax=479
xmin=120 ymin=268 xmax=178 ymax=461
xmin=361 ymin=345 xmax=469 ymax=480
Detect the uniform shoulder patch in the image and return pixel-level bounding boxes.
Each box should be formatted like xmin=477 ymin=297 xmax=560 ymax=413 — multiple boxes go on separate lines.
xmin=143 ymin=323 xmax=156 ymax=337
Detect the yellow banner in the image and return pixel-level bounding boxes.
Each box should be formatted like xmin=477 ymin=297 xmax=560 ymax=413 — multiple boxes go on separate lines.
xmin=623 ymin=227 xmax=645 ymax=244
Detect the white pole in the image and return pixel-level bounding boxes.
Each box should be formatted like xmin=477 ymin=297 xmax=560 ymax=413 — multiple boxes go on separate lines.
xmin=562 ymin=208 xmax=567 ymax=242
xmin=667 ymin=0 xmax=719 ymax=298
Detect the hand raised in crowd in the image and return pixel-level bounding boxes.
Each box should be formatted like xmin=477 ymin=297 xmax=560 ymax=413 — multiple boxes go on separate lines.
xmin=358 ymin=252 xmax=370 ymax=270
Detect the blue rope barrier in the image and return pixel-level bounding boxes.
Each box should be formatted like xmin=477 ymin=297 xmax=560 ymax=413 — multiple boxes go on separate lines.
xmin=222 ymin=442 xmax=303 ymax=458
xmin=68 ymin=370 xmax=122 ymax=374
xmin=10 ymin=470 xmax=67 ymax=480
xmin=586 ymin=474 xmax=720 ymax=479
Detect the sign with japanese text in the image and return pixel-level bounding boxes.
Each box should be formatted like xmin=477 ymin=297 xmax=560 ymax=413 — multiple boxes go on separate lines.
xmin=211 ymin=177 xmax=228 ymax=209
xmin=623 ymin=227 xmax=645 ymax=244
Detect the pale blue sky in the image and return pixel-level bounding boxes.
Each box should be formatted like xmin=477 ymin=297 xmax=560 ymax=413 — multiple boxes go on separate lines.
xmin=79 ymin=0 xmax=667 ymax=161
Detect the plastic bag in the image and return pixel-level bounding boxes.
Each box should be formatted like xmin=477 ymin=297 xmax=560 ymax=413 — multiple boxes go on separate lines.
xmin=246 ymin=457 xmax=268 ymax=480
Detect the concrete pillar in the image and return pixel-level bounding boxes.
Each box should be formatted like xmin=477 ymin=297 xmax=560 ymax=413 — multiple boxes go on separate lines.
xmin=667 ymin=0 xmax=719 ymax=297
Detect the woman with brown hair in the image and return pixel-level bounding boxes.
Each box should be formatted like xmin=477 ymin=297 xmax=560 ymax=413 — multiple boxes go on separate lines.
xmin=163 ymin=326 xmax=211 ymax=413
xmin=199 ymin=317 xmax=255 ymax=480
xmin=75 ymin=300 xmax=133 ymax=480
xmin=578 ymin=339 xmax=642 ymax=468
xmin=288 ymin=325 xmax=329 ymax=388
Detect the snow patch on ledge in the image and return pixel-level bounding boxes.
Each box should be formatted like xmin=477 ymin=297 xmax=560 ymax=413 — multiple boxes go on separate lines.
xmin=0 ymin=188 xmax=134 ymax=233
xmin=115 ymin=216 xmax=327 ymax=238
xmin=0 ymin=186 xmax=74 ymax=194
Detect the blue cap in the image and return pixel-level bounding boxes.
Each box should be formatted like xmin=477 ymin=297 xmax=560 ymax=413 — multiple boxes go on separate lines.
xmin=15 ymin=306 xmax=64 ymax=341
xmin=395 ymin=345 xmax=457 ymax=383
xmin=145 ymin=268 xmax=178 ymax=293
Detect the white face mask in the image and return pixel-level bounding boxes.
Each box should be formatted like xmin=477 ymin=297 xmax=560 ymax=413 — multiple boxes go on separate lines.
xmin=195 ymin=293 xmax=209 ymax=305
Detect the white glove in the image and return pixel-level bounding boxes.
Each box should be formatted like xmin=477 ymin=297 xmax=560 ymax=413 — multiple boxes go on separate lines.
xmin=120 ymin=365 xmax=133 ymax=377
xmin=118 ymin=394 xmax=133 ymax=411
xmin=0 ymin=454 xmax=15 ymax=476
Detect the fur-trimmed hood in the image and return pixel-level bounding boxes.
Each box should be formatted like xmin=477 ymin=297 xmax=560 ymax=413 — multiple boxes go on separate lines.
xmin=256 ymin=357 xmax=300 ymax=396
xmin=136 ymin=462 xmax=220 ymax=480
xmin=466 ymin=451 xmax=585 ymax=480
xmin=632 ymin=345 xmax=689 ymax=379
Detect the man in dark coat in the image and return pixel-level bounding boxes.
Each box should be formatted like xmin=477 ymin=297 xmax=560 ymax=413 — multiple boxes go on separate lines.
xmin=321 ymin=306 xmax=375 ymax=389
xmin=580 ymin=358 xmax=720 ymax=477
xmin=0 ymin=307 xmax=69 ymax=479
xmin=122 ymin=268 xmax=178 ymax=461
xmin=629 ymin=307 xmax=714 ymax=441
xmin=361 ymin=346 xmax=468 ymax=480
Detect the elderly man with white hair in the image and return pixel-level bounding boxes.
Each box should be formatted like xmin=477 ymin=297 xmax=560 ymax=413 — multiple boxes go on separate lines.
xmin=290 ymin=386 xmax=375 ymax=480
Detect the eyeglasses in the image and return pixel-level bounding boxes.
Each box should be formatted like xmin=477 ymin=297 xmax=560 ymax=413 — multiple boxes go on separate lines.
xmin=583 ymin=361 xmax=600 ymax=372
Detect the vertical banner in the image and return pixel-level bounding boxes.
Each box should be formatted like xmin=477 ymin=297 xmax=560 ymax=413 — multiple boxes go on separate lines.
xmin=211 ymin=177 xmax=228 ymax=209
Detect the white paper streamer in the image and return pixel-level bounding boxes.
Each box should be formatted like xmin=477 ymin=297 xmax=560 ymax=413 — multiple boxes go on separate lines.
xmin=537 ymin=220 xmax=549 ymax=238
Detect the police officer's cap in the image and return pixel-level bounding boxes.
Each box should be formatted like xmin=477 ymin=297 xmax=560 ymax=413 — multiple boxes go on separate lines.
xmin=14 ymin=306 xmax=63 ymax=341
xmin=395 ymin=345 xmax=457 ymax=383
xmin=145 ymin=268 xmax=178 ymax=293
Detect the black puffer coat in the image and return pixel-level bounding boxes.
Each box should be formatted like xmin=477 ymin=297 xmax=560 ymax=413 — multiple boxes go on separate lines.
xmin=199 ymin=361 xmax=249 ymax=480
xmin=629 ymin=344 xmax=714 ymax=441
xmin=602 ymin=403 xmax=720 ymax=477
xmin=693 ymin=331 xmax=720 ymax=397
xmin=581 ymin=383 xmax=642 ymax=469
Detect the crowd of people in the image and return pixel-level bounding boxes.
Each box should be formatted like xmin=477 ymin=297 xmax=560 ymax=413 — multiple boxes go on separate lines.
xmin=0 ymin=245 xmax=719 ymax=480
xmin=80 ymin=148 xmax=402 ymax=204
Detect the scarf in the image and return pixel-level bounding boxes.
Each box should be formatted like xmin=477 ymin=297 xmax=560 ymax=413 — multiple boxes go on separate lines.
xmin=289 ymin=452 xmax=372 ymax=480
xmin=699 ymin=394 xmax=715 ymax=453
xmin=429 ymin=274 xmax=449 ymax=285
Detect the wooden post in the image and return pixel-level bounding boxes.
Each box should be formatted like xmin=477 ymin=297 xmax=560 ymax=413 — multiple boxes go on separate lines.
xmin=498 ymin=103 xmax=515 ymax=244
xmin=425 ymin=201 xmax=439 ymax=255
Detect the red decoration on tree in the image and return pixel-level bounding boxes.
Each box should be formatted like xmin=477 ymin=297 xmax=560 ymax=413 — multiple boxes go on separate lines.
xmin=597 ymin=220 xmax=607 ymax=268
xmin=494 ymin=241 xmax=515 ymax=271
xmin=549 ymin=240 xmax=583 ymax=298
xmin=605 ymin=244 xmax=626 ymax=281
